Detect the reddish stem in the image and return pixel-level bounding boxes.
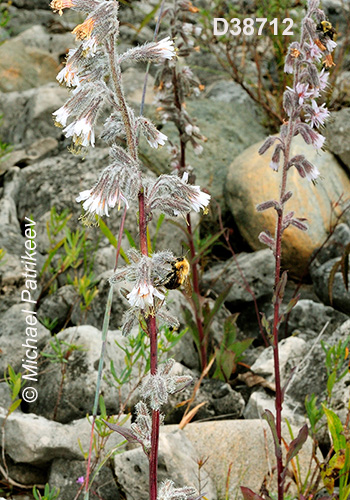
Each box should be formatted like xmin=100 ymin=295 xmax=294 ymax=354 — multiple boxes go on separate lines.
xmin=186 ymin=213 xmax=207 ymax=370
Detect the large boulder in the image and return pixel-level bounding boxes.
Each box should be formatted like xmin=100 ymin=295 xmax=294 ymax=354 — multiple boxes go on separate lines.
xmin=226 ymin=136 xmax=350 ymax=275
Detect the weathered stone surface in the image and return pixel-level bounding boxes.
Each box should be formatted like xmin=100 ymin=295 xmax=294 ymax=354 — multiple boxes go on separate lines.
xmin=49 ymin=459 xmax=121 ymax=500
xmin=287 ymin=320 xmax=350 ymax=422
xmin=16 ymin=25 xmax=76 ymax=59
xmin=0 ymin=303 xmax=50 ymax=374
xmin=202 ymin=249 xmax=275 ymax=305
xmin=178 ymin=420 xmax=316 ymax=499
xmin=0 ymin=40 xmax=60 ymax=92
xmin=114 ymin=429 xmax=217 ymax=500
xmin=29 ymin=325 xmax=140 ymax=422
xmin=325 ymin=108 xmax=350 ymax=171
xmin=250 ymin=336 xmax=307 ymax=384
xmin=310 ymin=257 xmax=350 ymax=315
xmin=0 ymin=408 xmax=126 ymax=465
xmin=226 ymin=136 xmax=350 ymax=275
xmin=287 ymin=299 xmax=348 ymax=339
xmin=0 ymin=138 xmax=58 ymax=175
xmin=140 ymin=80 xmax=266 ymax=202
xmin=0 ymin=84 xmax=69 ymax=146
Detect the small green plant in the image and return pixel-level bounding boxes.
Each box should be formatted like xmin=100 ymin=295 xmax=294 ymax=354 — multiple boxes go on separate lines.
xmin=33 ymin=484 xmax=60 ymax=500
xmin=321 ymin=336 xmax=350 ymax=402
xmin=70 ymin=273 xmax=99 ymax=312
xmin=3 ymin=365 xmax=23 ymax=417
xmin=41 ymin=336 xmax=84 ymax=364
xmin=213 ymin=315 xmax=253 ymax=382
xmin=0 ymin=114 xmax=12 ymax=159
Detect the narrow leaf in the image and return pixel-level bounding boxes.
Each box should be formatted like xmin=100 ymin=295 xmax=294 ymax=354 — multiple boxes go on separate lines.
xmin=322 ymin=405 xmax=346 ymax=452
xmin=285 ymin=424 xmax=308 ymax=464
xmin=262 ymin=410 xmax=282 ymax=460
xmin=240 ymin=486 xmax=264 ymax=500
xmin=98 ymin=219 xmax=129 ymax=263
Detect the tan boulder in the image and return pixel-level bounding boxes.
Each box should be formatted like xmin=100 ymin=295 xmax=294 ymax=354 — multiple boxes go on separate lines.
xmin=226 ymin=136 xmax=350 ymax=276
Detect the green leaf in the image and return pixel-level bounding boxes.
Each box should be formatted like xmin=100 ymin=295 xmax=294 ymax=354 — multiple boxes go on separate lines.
xmin=322 ymin=404 xmax=346 ymax=452
xmin=202 ymin=282 xmax=233 ymax=336
xmin=124 ymin=228 xmax=137 ymax=249
xmin=285 ymin=424 xmax=308 ymax=465
xmin=8 ymin=399 xmax=21 ymax=415
xmin=262 ymin=410 xmax=282 ymax=460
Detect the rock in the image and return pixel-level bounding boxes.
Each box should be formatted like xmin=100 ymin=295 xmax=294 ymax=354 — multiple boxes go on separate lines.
xmin=203 ymin=249 xmax=275 ymax=305
xmin=325 ymin=108 xmax=350 ymax=172
xmin=311 ymin=223 xmax=350 ymax=266
xmin=113 ymin=428 xmax=217 ymax=500
xmin=310 ymin=257 xmax=350 ymax=315
xmin=0 ymin=382 xmax=13 ymax=411
xmin=6 ymin=456 xmax=47 ymax=486
xmin=0 ymin=138 xmax=59 ymax=175
xmin=288 ymin=319 xmax=350 ymax=422
xmin=287 ymin=299 xmax=348 ymax=339
xmin=28 ymin=325 xmax=140 ymax=423
xmin=0 ymin=40 xmax=60 ymax=92
xmin=141 ymin=80 xmax=266 ymax=202
xmin=11 ymin=0 xmax=50 ymax=9
xmin=37 ymin=285 xmax=79 ymax=331
xmin=49 ymin=459 xmax=121 ymax=500
xmin=250 ymin=337 xmax=307 ymax=385
xmin=0 ymin=408 xmax=126 ymax=465
xmin=243 ymin=389 xmax=305 ymax=427
xmin=226 ymin=136 xmax=350 ymax=276
xmin=0 ymin=84 xmax=69 ymax=146
xmin=0 ymin=303 xmax=50 ymax=374
xmin=332 ymin=71 xmax=350 ymax=107
xmin=179 ymin=420 xmax=316 ymax=499
xmin=15 ymin=25 xmax=76 ymax=60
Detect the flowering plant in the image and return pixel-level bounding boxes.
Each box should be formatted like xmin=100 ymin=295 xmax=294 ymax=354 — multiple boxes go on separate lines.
xmin=50 ymin=0 xmax=210 ymax=498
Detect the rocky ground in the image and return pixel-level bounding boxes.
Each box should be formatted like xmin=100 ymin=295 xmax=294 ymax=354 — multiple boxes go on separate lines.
xmin=0 ymin=0 xmax=350 ymax=499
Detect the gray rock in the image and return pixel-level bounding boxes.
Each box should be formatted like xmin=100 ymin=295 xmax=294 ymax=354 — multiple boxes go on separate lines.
xmin=0 ymin=138 xmax=59 ymax=175
xmin=28 ymin=325 xmax=141 ymax=423
xmin=310 ymin=257 xmax=350 ymax=315
xmin=113 ymin=429 xmax=217 ymax=500
xmin=15 ymin=25 xmax=76 ymax=60
xmin=250 ymin=337 xmax=307 ymax=385
xmin=49 ymin=459 xmax=121 ymax=500
xmin=6 ymin=457 xmax=47 ymax=486
xmin=288 ymin=319 xmax=350 ymax=421
xmin=311 ymin=223 xmax=350 ymax=266
xmin=0 ymin=382 xmax=13 ymax=411
xmin=0 ymin=408 xmax=126 ymax=464
xmin=0 ymin=84 xmax=69 ymax=146
xmin=141 ymin=82 xmax=266 ymax=202
xmin=11 ymin=0 xmax=50 ymax=9
xmin=5 ymin=6 xmax=79 ymax=36
xmin=0 ymin=303 xmax=50 ymax=374
xmin=325 ymin=108 xmax=350 ymax=171
xmin=202 ymin=249 xmax=275 ymax=305
xmin=37 ymin=285 xmax=79 ymax=331
xmin=0 ymin=40 xmax=59 ymax=92
xmin=287 ymin=299 xmax=348 ymax=339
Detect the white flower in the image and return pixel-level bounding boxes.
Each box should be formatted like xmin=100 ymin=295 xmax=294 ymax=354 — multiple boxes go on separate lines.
xmin=153 ymin=37 xmax=176 ymax=61
xmin=325 ymin=39 xmax=337 ymax=52
xmin=294 ymin=83 xmax=313 ymax=105
xmin=180 ymin=172 xmax=210 ymax=212
xmin=185 ymin=124 xmax=193 ymax=135
xmin=148 ymin=130 xmax=168 ymax=149
xmin=53 ymin=106 xmax=70 ymax=127
xmin=193 ymin=144 xmax=203 ymax=155
xmin=318 ymin=68 xmax=330 ymax=91
xmin=127 ymin=283 xmax=164 ymax=309
xmin=82 ymin=36 xmax=98 ymax=56
xmin=305 ymin=41 xmax=322 ymax=62
xmin=310 ymin=130 xmax=325 ymax=149
xmin=305 ymin=100 xmax=330 ymax=128
xmin=305 ymin=164 xmax=320 ymax=182
xmin=63 ymin=117 xmax=95 ymax=147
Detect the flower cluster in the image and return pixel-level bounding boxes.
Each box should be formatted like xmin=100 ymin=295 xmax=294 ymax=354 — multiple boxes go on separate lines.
xmin=109 ymin=249 xmax=181 ymax=334
xmin=158 ymin=480 xmax=200 ymax=500
xmin=257 ymin=0 xmax=334 ymax=245
xmin=153 ymin=2 xmax=206 ymax=173
xmin=141 ymin=359 xmax=192 ymax=410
